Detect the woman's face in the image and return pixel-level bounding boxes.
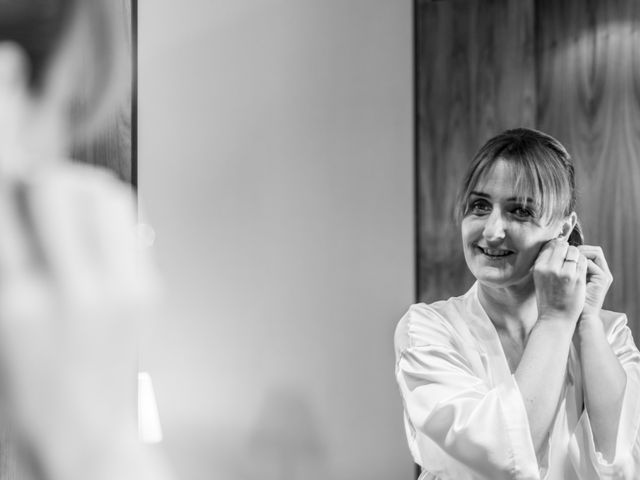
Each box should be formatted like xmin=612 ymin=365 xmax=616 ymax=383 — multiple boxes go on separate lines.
xmin=461 ymin=159 xmax=566 ymax=290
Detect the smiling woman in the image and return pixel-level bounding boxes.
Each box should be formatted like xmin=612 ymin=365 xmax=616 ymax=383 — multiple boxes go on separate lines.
xmin=395 ymin=128 xmax=640 ymax=480
xmin=460 ymin=160 xmax=573 ymax=290
xmin=457 ymin=130 xmax=581 ymax=292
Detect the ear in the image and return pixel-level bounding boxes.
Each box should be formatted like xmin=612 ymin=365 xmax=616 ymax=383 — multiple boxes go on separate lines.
xmin=558 ymin=211 xmax=578 ymax=241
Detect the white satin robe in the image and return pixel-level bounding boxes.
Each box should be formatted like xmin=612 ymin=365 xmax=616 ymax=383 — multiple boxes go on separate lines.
xmin=395 ymin=283 xmax=640 ymax=480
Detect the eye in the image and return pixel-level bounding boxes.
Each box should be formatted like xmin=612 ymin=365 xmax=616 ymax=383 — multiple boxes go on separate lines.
xmin=467 ymin=199 xmax=491 ymax=215
xmin=512 ymin=206 xmax=534 ymax=219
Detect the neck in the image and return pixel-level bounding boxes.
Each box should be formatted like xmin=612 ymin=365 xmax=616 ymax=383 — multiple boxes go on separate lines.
xmin=477 ymin=279 xmax=538 ymax=342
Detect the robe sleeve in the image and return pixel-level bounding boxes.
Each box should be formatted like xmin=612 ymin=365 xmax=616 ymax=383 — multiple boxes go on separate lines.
xmin=395 ymin=305 xmax=540 ymax=480
xmin=570 ymin=313 xmax=640 ymax=480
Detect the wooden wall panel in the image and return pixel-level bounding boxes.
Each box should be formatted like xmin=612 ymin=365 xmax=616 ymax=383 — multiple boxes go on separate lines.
xmin=536 ymin=0 xmax=640 ymax=338
xmin=416 ymin=0 xmax=535 ymax=303
xmin=72 ymin=0 xmax=134 ymax=184
xmin=417 ymin=0 xmax=640 ymax=339
xmin=72 ymin=104 xmax=133 ymax=183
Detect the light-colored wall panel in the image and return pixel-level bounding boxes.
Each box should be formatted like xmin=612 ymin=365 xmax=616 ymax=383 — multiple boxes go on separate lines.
xmin=138 ymin=1 xmax=414 ymax=479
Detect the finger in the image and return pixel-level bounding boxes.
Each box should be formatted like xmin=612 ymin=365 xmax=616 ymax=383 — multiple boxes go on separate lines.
xmin=560 ymin=249 xmax=579 ymax=276
xmin=532 ymin=242 xmax=551 ymax=271
xmin=564 ymin=246 xmax=580 ymax=263
xmin=0 ymin=182 xmax=45 ymax=281
xmin=560 ymin=257 xmax=578 ymax=278
xmin=0 ymin=185 xmax=30 ymax=280
xmin=577 ymin=245 xmax=602 ymax=257
xmin=576 ymin=254 xmax=588 ymax=283
xmin=585 ymin=259 xmax=611 ymax=289
xmin=535 ymin=239 xmax=562 ymax=266
xmin=585 ymin=258 xmax=605 ymax=276
xmin=578 ymin=245 xmax=612 ymax=277
xmin=548 ymin=239 xmax=570 ymax=270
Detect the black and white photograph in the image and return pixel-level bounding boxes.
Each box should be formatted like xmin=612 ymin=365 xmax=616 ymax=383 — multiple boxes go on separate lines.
xmin=0 ymin=1 xmax=639 ymax=480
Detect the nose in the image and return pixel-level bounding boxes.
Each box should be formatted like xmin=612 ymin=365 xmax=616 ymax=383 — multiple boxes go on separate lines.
xmin=482 ymin=209 xmax=506 ymax=243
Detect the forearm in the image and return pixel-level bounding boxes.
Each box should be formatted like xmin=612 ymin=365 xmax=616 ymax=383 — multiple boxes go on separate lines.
xmin=578 ymin=314 xmax=626 ymax=462
xmin=515 ymin=318 xmax=576 ymax=456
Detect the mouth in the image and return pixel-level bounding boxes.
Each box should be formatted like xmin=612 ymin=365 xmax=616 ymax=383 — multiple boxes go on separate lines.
xmin=476 ymin=245 xmax=514 ymax=259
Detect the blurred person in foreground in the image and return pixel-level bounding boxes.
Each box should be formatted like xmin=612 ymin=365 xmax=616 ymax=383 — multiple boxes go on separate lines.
xmin=0 ymin=1 xmax=171 ymax=479
xmin=395 ymin=128 xmax=640 ymax=479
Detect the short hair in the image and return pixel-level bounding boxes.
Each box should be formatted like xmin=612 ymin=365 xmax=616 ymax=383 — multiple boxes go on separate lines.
xmin=455 ymin=128 xmax=583 ymax=245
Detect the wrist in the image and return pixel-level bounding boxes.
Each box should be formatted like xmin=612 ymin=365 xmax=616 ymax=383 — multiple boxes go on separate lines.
xmin=537 ymin=312 xmax=579 ymax=327
xmin=535 ymin=314 xmax=577 ymax=335
xmin=578 ymin=312 xmax=605 ymax=336
xmin=579 ymin=311 xmax=601 ymax=323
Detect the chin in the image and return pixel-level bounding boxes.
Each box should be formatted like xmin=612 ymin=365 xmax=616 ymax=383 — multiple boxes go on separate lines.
xmin=473 ymin=269 xmax=533 ymax=290
xmin=474 ymin=274 xmax=511 ymax=288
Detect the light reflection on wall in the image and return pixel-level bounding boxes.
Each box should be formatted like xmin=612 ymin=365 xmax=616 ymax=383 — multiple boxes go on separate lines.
xmin=537 ymin=1 xmax=640 ymax=339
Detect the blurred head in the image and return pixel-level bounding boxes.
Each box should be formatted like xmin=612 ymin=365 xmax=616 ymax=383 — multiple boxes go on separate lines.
xmin=0 ymin=0 xmax=129 ymax=172
xmin=456 ymin=128 xmax=581 ymax=289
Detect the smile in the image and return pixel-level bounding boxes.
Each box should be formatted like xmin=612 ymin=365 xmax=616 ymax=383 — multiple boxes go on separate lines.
xmin=477 ymin=246 xmax=514 ymax=259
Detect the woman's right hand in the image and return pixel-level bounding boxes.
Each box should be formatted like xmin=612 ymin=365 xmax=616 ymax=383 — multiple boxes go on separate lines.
xmin=517 ymin=239 xmax=589 ymax=457
xmin=533 ymin=239 xmax=588 ymax=324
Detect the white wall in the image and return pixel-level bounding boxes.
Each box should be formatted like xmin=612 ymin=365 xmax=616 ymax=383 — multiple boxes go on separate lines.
xmin=138 ymin=1 xmax=414 ymax=479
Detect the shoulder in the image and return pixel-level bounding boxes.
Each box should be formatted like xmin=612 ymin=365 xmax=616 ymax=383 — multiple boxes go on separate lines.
xmin=598 ymin=309 xmax=637 ymax=345
xmin=599 ymin=309 xmax=630 ymax=334
xmin=596 ymin=310 xmax=640 ymax=368
xmin=394 ymin=292 xmax=472 ymax=355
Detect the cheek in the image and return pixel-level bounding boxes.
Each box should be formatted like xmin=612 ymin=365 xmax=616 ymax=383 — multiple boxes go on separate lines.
xmin=460 ymin=218 xmax=479 ymax=242
xmin=515 ymin=227 xmax=556 ymax=259
xmin=460 ymin=223 xmax=469 ymax=243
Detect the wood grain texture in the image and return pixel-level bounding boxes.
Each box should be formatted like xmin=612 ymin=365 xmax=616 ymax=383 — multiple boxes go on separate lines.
xmin=536 ymin=0 xmax=640 ymax=339
xmin=417 ymin=0 xmax=640 ymax=339
xmin=0 ymin=430 xmax=16 ymax=480
xmin=416 ymin=0 xmax=535 ymax=303
xmin=72 ymin=0 xmax=134 ymax=183
xmin=72 ymin=102 xmax=133 ymax=183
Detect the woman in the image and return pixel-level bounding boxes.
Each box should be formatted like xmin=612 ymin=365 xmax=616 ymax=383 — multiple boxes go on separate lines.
xmin=0 ymin=2 xmax=170 ymax=480
xmin=395 ymin=128 xmax=640 ymax=480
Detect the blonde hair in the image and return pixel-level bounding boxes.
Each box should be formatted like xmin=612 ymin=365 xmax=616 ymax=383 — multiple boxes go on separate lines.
xmin=456 ymin=128 xmax=583 ymax=245
xmin=0 ymin=0 xmax=130 ymax=141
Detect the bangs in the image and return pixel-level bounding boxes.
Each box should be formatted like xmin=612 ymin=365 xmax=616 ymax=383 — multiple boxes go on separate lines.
xmin=456 ymin=150 xmax=572 ymax=224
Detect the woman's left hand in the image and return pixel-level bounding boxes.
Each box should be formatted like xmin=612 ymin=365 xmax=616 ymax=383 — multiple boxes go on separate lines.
xmin=577 ymin=245 xmax=613 ymax=319
xmin=0 ymin=164 xmax=162 ymax=480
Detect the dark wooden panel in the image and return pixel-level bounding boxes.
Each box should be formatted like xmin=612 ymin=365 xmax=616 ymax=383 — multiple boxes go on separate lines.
xmin=416 ymin=0 xmax=536 ymax=303
xmin=417 ymin=0 xmax=640 ymax=340
xmin=416 ymin=0 xmax=474 ymax=304
xmin=72 ymin=103 xmax=133 ymax=183
xmin=536 ymin=0 xmax=640 ymax=338
xmin=72 ymin=0 xmax=134 ymax=184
